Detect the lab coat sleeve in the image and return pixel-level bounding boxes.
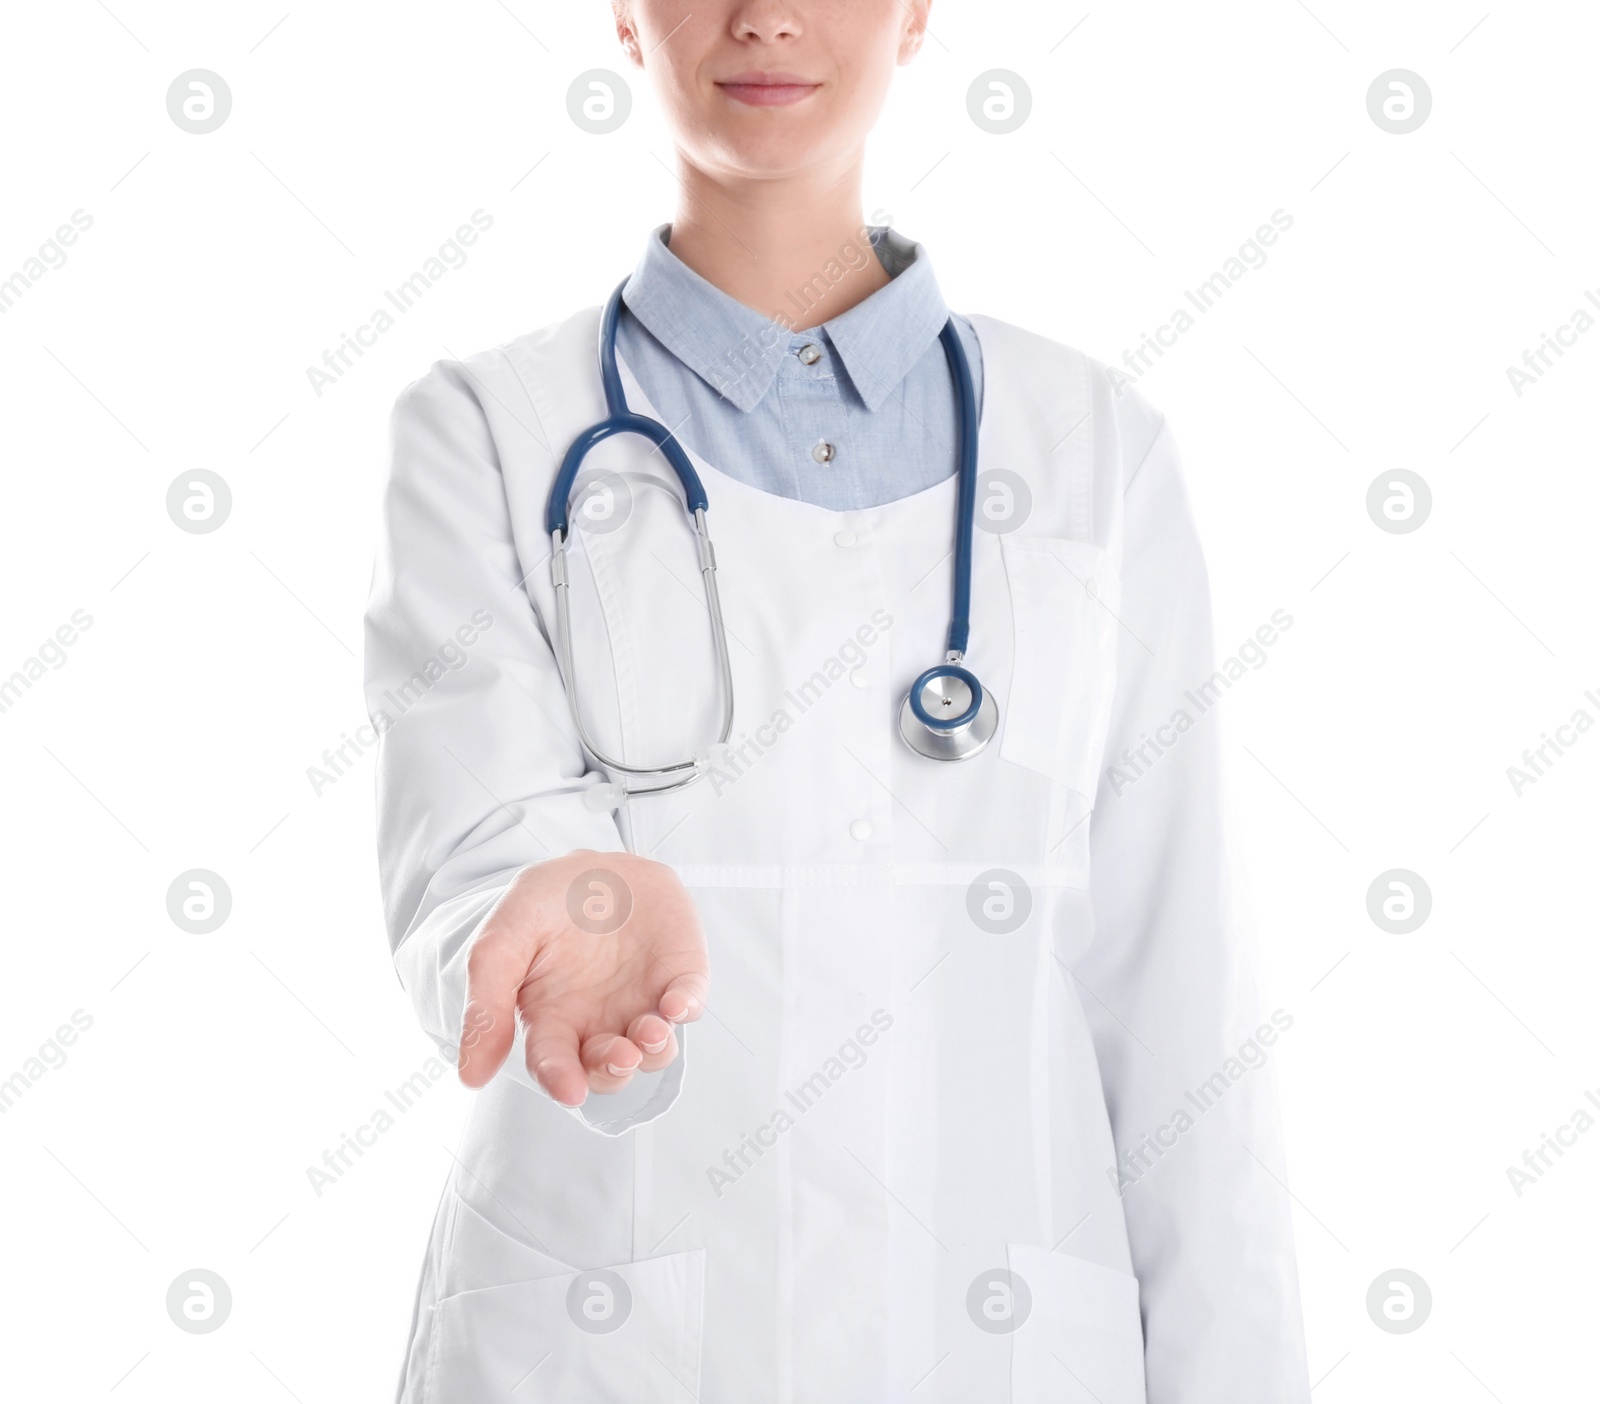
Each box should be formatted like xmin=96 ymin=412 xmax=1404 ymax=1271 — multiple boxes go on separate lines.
xmin=1077 ymin=400 xmax=1311 ymax=1402
xmin=362 ymin=358 xmax=685 ymax=1132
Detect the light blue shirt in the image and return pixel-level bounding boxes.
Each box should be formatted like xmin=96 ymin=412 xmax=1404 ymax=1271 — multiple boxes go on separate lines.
xmin=617 ymin=224 xmax=984 ymax=511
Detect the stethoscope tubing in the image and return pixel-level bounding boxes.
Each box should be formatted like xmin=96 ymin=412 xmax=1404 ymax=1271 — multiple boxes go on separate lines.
xmin=937 ymin=318 xmax=980 ymax=662
xmin=549 ymin=278 xmax=985 ymax=796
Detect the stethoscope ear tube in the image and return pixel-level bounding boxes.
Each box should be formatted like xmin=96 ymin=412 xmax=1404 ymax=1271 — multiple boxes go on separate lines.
xmin=545 ymin=416 xmax=711 ymax=537
xmin=543 ymin=284 xmax=733 ymax=800
xmin=545 ymin=280 xmax=714 ymax=539
xmin=550 ymin=518 xmax=734 ymax=796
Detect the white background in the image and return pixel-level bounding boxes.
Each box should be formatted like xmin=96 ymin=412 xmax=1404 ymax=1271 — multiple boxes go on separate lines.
xmin=2 ymin=0 xmax=1596 ymax=1398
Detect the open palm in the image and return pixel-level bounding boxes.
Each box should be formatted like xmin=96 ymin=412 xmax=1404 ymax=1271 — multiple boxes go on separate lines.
xmin=457 ymin=851 xmax=708 ymax=1106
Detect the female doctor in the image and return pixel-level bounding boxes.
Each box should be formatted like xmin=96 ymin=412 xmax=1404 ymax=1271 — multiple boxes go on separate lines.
xmin=363 ymin=2 xmax=1312 ymax=1400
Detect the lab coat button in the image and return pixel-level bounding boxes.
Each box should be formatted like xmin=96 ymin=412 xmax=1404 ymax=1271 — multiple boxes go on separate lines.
xmin=849 ymin=819 xmax=873 ymax=841
xmin=812 ymin=441 xmax=837 ymax=464
xmin=797 ymin=343 xmax=822 ymax=365
xmin=833 ymin=529 xmax=856 ymax=547
xmin=1086 ymin=577 xmax=1100 ymax=599
xmin=850 ymin=667 xmax=868 ymax=688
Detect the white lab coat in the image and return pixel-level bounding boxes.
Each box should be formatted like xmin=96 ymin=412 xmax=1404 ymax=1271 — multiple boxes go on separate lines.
xmin=364 ymin=302 xmax=1311 ymax=1403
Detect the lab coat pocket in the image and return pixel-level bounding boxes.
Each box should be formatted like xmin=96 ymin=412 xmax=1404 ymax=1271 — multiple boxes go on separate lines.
xmin=998 ymin=536 xmax=1118 ymax=799
xmin=427 ymin=1232 xmax=705 ymax=1402
xmin=1005 ymin=1245 xmax=1146 ymax=1404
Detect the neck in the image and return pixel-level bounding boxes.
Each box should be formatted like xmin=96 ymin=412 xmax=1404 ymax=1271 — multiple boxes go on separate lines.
xmin=663 ymin=155 xmax=889 ymax=332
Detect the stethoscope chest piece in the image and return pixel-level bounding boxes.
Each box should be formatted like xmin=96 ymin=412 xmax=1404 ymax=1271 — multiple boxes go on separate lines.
xmin=898 ymin=663 xmax=999 ymax=762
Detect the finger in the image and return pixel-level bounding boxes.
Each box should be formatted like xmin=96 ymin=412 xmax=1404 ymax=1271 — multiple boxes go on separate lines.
xmin=524 ymin=1014 xmax=589 ymax=1107
xmin=657 ymin=968 xmax=709 ymax=1025
xmin=627 ymin=1012 xmax=678 ymax=1072
xmin=581 ymin=1032 xmax=643 ymax=1094
xmin=458 ymin=908 xmax=538 ymax=1089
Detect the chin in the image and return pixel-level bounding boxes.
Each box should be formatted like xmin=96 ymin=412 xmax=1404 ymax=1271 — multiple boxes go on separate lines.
xmin=718 ymin=147 xmax=827 ymax=180
xmin=701 ymin=124 xmax=854 ymax=181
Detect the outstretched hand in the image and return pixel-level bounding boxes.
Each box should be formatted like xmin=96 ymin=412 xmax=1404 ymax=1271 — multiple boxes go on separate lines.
xmin=457 ymin=851 xmax=708 ymax=1106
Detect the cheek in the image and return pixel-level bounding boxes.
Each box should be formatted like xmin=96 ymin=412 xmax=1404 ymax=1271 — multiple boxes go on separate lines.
xmin=845 ymin=59 xmax=895 ymax=117
xmin=657 ymin=75 xmax=707 ymax=139
xmin=642 ymin=53 xmax=715 ymax=147
xmin=633 ymin=11 xmax=714 ymax=117
xmin=826 ymin=22 xmax=904 ymax=133
xmin=814 ymin=65 xmax=893 ymax=158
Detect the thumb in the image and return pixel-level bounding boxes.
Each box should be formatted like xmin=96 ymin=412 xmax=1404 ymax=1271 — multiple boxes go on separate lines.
xmin=458 ymin=911 xmax=535 ymax=1089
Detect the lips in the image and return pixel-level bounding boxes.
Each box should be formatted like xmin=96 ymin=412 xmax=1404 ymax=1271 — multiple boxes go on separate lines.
xmin=716 ymin=72 xmax=821 ymax=107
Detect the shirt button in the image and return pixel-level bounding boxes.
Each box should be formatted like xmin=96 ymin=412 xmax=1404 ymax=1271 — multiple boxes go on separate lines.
xmin=797 ymin=343 xmax=822 ymax=365
xmin=833 ymin=528 xmax=856 ymax=547
xmin=849 ymin=819 xmax=873 ymax=842
xmin=1086 ymin=577 xmax=1100 ymax=599
xmin=812 ymin=441 xmax=837 ymax=464
xmin=850 ymin=668 xmax=869 ymax=688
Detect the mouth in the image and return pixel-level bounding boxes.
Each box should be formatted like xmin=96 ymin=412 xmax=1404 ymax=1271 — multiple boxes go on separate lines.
xmin=716 ymin=72 xmax=822 ymax=108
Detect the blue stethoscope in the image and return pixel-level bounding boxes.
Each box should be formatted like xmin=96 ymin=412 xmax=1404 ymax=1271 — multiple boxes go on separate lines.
xmin=546 ymin=281 xmax=997 ymax=801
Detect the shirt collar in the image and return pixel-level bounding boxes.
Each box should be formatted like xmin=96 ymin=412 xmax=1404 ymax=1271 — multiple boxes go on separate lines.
xmin=621 ymin=223 xmax=952 ymax=414
xmin=822 ymin=227 xmax=951 ymax=412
